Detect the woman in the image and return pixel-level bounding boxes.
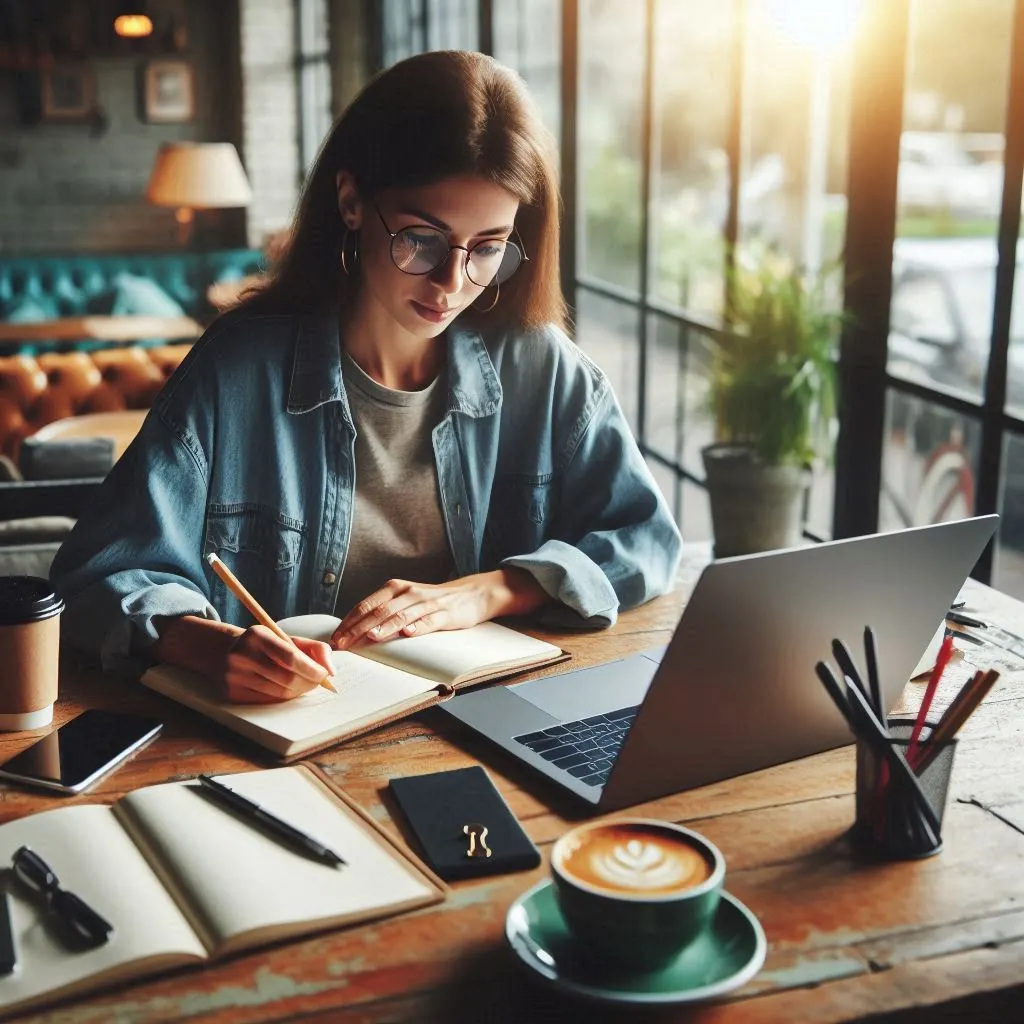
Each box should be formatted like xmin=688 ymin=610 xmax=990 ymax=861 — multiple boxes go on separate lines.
xmin=51 ymin=51 xmax=682 ymax=704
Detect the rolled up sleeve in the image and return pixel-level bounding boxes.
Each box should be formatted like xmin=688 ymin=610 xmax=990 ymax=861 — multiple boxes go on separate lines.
xmin=50 ymin=407 xmax=218 ymax=675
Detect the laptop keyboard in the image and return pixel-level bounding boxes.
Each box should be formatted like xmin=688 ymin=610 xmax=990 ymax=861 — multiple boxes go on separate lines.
xmin=512 ymin=706 xmax=640 ymax=787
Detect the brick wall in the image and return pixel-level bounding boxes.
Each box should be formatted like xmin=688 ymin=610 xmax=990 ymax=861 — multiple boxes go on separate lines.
xmin=0 ymin=0 xmax=329 ymax=256
xmin=239 ymin=0 xmax=301 ymax=249
xmin=0 ymin=0 xmax=235 ymax=255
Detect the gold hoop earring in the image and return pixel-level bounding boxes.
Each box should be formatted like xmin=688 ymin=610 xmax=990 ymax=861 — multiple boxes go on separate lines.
xmin=340 ymin=228 xmax=359 ymax=276
xmin=476 ymin=284 xmax=499 ymax=312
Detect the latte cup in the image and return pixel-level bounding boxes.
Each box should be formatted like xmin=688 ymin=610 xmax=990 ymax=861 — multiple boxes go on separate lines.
xmin=0 ymin=576 xmax=64 ymax=731
xmin=550 ymin=818 xmax=725 ymax=970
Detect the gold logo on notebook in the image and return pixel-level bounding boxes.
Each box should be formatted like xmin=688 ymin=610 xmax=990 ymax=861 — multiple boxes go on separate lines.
xmin=463 ymin=823 xmax=492 ymax=858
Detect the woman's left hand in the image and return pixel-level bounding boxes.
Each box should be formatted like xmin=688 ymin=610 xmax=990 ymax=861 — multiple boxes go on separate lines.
xmin=330 ymin=569 xmax=548 ymax=650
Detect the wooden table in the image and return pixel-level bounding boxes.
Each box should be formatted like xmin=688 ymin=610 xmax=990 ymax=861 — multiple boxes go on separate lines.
xmin=0 ymin=315 xmax=203 ymax=346
xmin=2 ymin=566 xmax=1023 ymax=1023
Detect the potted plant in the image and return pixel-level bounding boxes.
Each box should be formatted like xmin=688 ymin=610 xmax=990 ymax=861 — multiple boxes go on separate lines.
xmin=702 ymin=251 xmax=842 ymax=557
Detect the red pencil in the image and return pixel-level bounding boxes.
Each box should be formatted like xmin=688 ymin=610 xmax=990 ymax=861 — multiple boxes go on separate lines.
xmin=907 ymin=632 xmax=954 ymax=765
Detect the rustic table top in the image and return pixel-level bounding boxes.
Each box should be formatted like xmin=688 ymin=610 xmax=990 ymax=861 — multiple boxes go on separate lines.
xmin=2 ymin=559 xmax=1022 ymax=1024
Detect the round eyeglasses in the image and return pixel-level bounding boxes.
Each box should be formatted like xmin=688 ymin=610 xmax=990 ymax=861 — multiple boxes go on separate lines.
xmin=371 ymin=201 xmax=526 ymax=288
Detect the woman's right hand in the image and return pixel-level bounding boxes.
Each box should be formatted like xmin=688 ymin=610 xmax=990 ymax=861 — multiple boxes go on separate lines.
xmin=222 ymin=625 xmax=335 ymax=703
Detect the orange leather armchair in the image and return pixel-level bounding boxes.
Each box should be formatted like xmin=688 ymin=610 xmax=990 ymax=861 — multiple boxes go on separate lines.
xmin=0 ymin=345 xmax=191 ymax=460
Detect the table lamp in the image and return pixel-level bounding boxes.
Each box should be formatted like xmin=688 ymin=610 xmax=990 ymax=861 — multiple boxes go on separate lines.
xmin=146 ymin=142 xmax=253 ymax=247
xmin=113 ymin=5 xmax=153 ymax=38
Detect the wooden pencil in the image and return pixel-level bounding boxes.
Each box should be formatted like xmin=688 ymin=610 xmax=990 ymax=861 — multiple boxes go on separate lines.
xmin=922 ymin=669 xmax=983 ymax=749
xmin=206 ymin=552 xmax=338 ymax=693
xmin=914 ymin=669 xmax=999 ymax=772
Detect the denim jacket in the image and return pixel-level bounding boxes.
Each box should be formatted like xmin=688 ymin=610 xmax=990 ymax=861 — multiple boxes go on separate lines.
xmin=51 ymin=309 xmax=682 ymax=673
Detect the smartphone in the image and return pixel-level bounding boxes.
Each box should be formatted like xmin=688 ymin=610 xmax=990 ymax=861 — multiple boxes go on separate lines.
xmin=0 ymin=710 xmax=162 ymax=795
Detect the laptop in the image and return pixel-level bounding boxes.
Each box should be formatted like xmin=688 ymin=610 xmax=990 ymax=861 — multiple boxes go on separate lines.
xmin=443 ymin=516 xmax=998 ymax=812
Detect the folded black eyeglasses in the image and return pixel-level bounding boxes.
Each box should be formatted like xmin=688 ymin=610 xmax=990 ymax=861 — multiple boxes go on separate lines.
xmin=12 ymin=845 xmax=113 ymax=948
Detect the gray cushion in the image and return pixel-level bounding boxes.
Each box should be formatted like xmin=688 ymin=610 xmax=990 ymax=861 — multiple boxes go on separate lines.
xmin=19 ymin=437 xmax=115 ymax=481
xmin=0 ymin=516 xmax=77 ymax=544
xmin=0 ymin=542 xmax=63 ymax=578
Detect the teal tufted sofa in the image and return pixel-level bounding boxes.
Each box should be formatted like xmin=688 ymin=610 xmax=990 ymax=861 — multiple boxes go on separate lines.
xmin=0 ymin=249 xmax=264 ymax=345
xmin=0 ymin=248 xmax=266 ymax=455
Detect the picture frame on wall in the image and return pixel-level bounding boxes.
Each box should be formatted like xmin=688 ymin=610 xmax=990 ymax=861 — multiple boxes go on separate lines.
xmin=141 ymin=60 xmax=195 ymax=124
xmin=41 ymin=63 xmax=96 ymax=121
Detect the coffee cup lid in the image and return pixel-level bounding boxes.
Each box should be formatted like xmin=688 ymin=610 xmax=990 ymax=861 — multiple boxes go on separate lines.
xmin=0 ymin=576 xmax=65 ymax=626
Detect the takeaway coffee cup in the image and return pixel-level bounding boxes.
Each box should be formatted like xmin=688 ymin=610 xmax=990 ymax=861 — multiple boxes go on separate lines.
xmin=550 ymin=818 xmax=725 ymax=970
xmin=0 ymin=576 xmax=64 ymax=731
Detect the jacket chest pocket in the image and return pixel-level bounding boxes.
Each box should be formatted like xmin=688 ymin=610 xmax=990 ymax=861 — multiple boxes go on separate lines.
xmin=484 ymin=473 xmax=553 ymax=561
xmin=204 ymin=503 xmax=305 ymax=622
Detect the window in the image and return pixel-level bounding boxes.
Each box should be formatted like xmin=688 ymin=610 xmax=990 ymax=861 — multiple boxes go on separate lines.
xmin=995 ymin=432 xmax=1024 ymax=594
xmin=863 ymin=0 xmax=1024 ymax=594
xmin=740 ymin=1 xmax=853 ymax=281
xmin=493 ymin=0 xmax=562 ymax=142
xmin=381 ymin=0 xmax=477 ymax=65
xmin=578 ymin=0 xmax=645 ymax=295
xmin=1007 ymin=191 xmax=1024 ymax=417
xmin=887 ymin=0 xmax=1014 ymax=404
xmin=880 ymin=392 xmax=979 ymax=532
xmin=371 ymin=0 xmax=1024 ymax=590
xmin=298 ymin=0 xmax=332 ymax=175
xmin=652 ymin=0 xmax=735 ymax=317
xmin=890 ymin=275 xmax=957 ymax=347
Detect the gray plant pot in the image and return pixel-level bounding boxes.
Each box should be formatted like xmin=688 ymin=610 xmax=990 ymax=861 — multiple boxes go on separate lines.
xmin=702 ymin=443 xmax=810 ymax=557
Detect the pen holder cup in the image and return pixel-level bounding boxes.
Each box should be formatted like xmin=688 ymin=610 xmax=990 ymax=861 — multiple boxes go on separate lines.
xmin=852 ymin=720 xmax=957 ymax=861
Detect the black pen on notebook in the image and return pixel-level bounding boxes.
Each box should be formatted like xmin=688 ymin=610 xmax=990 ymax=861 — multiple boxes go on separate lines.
xmin=196 ymin=775 xmax=346 ymax=867
xmin=946 ymin=609 xmax=987 ymax=630
xmin=205 ymin=552 xmax=338 ymax=693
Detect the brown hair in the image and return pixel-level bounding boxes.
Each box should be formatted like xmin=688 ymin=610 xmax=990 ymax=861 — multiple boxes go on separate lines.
xmin=242 ymin=51 xmax=565 ymax=331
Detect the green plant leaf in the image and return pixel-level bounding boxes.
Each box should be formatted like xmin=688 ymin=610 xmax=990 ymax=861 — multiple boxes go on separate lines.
xmin=706 ymin=247 xmax=847 ymax=467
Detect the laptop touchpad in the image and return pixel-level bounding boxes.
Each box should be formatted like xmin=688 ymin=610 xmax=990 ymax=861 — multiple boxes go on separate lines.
xmin=511 ymin=655 xmax=659 ymax=721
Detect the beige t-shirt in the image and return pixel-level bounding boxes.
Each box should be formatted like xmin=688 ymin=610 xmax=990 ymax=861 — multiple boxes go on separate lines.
xmin=334 ymin=352 xmax=453 ymax=618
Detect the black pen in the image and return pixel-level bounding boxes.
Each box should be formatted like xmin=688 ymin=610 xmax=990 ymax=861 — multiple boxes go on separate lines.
xmin=946 ymin=626 xmax=984 ymax=646
xmin=863 ymin=626 xmax=883 ymax=719
xmin=196 ymin=775 xmax=345 ymax=867
xmin=831 ymin=639 xmax=870 ymax=708
xmin=946 ymin=610 xmax=987 ymax=630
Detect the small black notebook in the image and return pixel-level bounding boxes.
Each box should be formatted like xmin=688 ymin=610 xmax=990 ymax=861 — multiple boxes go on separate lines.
xmin=389 ymin=766 xmax=541 ymax=881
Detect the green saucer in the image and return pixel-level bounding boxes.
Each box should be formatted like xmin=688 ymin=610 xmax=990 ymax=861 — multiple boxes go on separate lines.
xmin=504 ymin=880 xmax=766 ymax=1005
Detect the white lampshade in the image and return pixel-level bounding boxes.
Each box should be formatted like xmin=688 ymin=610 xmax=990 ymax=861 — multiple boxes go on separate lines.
xmin=146 ymin=142 xmax=253 ymax=209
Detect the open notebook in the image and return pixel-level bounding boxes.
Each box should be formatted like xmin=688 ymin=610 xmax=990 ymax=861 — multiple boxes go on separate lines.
xmin=141 ymin=617 xmax=567 ymax=759
xmin=0 ymin=764 xmax=444 ymax=1018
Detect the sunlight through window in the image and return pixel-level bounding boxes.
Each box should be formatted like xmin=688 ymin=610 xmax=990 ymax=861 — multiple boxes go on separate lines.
xmin=762 ymin=0 xmax=862 ymax=54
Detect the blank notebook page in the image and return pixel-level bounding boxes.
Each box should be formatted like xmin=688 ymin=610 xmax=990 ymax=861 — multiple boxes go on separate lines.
xmin=116 ymin=767 xmax=437 ymax=953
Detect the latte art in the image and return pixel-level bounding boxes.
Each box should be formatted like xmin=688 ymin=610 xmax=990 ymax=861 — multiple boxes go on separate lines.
xmin=589 ymin=838 xmax=704 ymax=891
xmin=558 ymin=823 xmax=715 ymax=896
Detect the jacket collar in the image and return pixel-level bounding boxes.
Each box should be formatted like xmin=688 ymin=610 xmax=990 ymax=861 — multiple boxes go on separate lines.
xmin=286 ymin=308 xmax=346 ymax=415
xmin=445 ymin=324 xmax=502 ymax=417
xmin=287 ymin=309 xmax=502 ymax=419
